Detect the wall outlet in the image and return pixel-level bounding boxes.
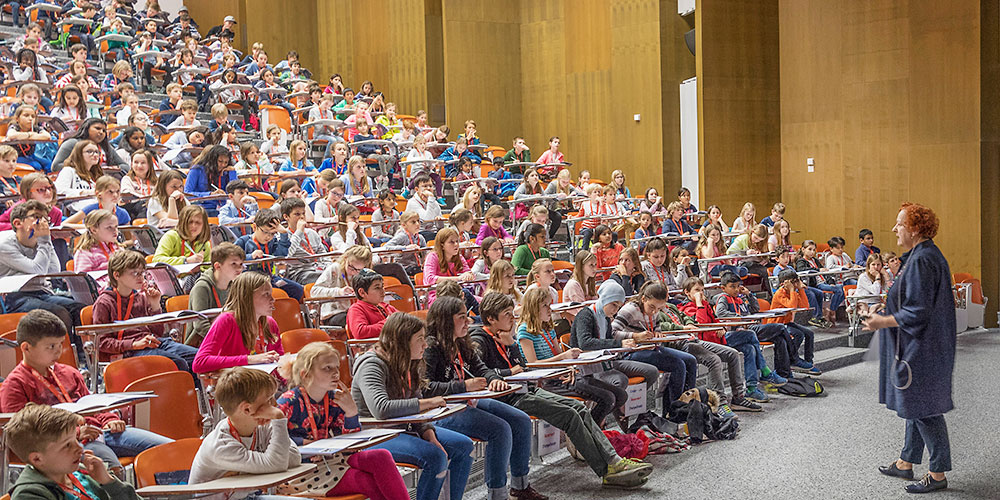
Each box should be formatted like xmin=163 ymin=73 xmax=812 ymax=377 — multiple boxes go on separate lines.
xmin=807 ymin=157 xmax=815 ymax=173
xmin=633 ymin=114 xmax=641 ymax=122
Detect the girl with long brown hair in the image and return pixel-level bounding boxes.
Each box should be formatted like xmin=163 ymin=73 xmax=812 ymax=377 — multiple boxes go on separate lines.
xmin=192 ymin=272 xmax=283 ymax=373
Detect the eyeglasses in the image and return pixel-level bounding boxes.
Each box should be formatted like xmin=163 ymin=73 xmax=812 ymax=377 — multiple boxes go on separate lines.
xmin=347 ymin=264 xmax=364 ymax=273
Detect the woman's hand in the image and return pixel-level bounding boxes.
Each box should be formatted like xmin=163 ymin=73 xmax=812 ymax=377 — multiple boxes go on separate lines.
xmin=559 ymin=347 xmax=582 ymax=360
xmin=460 ymin=272 xmax=476 ymax=282
xmin=464 ymin=377 xmax=487 ymax=391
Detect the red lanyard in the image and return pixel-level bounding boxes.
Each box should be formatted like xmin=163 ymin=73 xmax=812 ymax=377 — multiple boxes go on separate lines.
xmin=97 ymin=241 xmax=116 ymax=261
xmin=252 ymin=323 xmax=269 ymax=354
xmin=182 ymin=240 xmax=195 ymax=257
xmin=301 ymin=391 xmax=331 ymax=440
xmin=0 ymin=176 xmax=18 ymax=193
xmin=115 ymin=292 xmax=135 ymax=341
xmin=453 ymin=349 xmax=466 ymax=381
xmin=671 ymin=219 xmax=683 ymax=234
xmin=60 ymin=473 xmax=98 ymax=500
xmin=255 ymin=239 xmax=272 ymax=273
xmin=645 ymin=312 xmax=657 ymax=332
xmin=528 ymin=245 xmax=540 ymax=261
xmin=139 ymin=179 xmax=152 ymax=196
xmin=300 ymin=236 xmax=315 ymax=255
xmin=211 ymin=286 xmax=221 ymax=307
xmin=406 ymin=231 xmax=416 ymax=246
xmin=25 ymin=362 xmax=73 ymax=403
xmin=663 ymin=307 xmax=682 ymax=325
xmin=486 ymin=328 xmax=513 ymax=369
xmin=652 ymin=265 xmax=667 ymax=283
xmin=227 ymin=418 xmax=257 ymax=450
xmin=539 ymin=329 xmax=559 ymax=357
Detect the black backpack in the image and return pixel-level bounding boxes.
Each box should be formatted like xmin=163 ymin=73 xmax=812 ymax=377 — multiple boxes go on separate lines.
xmin=777 ymin=377 xmax=825 ymax=397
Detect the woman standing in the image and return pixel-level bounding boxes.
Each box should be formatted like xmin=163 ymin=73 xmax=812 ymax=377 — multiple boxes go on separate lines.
xmin=864 ymin=202 xmax=955 ymax=494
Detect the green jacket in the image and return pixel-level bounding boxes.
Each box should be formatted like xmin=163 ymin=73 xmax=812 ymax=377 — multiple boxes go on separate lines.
xmin=656 ymin=302 xmax=698 ymax=331
xmin=511 ymin=244 xmax=549 ymax=275
xmin=502 ymin=149 xmax=532 ymax=174
xmin=152 ymin=229 xmax=212 ymax=266
xmin=11 ymin=465 xmax=140 ymax=500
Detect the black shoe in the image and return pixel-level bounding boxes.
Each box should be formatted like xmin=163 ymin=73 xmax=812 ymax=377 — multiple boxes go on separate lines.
xmin=905 ymin=474 xmax=947 ymax=494
xmin=879 ymin=462 xmax=915 ymax=480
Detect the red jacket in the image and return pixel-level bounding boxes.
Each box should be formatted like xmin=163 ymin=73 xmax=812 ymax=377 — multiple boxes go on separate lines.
xmin=678 ymin=299 xmax=726 ymax=344
xmin=0 ymin=362 xmax=118 ymax=427
xmin=92 ymin=288 xmax=165 ymax=355
xmin=346 ymin=300 xmax=399 ymax=339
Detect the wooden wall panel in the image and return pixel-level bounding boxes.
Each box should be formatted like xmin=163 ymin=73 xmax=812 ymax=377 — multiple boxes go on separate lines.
xmin=441 ymin=0 xmax=523 ymax=148
xmin=187 ymin=1 xmax=244 ymax=50
xmin=981 ymin=0 xmax=1000 ymax=324
xmin=779 ymin=0 xmax=985 ymax=293
xmin=241 ymin=0 xmax=319 ymax=77
xmin=696 ymin=0 xmax=781 ymax=221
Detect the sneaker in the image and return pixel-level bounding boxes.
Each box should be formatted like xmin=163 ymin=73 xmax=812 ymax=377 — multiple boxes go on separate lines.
xmin=745 ymin=387 xmax=771 ymax=403
xmin=401 ymin=188 xmax=410 ymax=198
xmin=509 ymin=486 xmax=548 ymax=500
xmin=437 ymin=197 xmax=448 ymax=206
xmin=760 ymin=371 xmax=788 ymax=386
xmin=730 ymin=396 xmax=764 ymax=412
xmin=716 ymin=404 xmax=736 ymax=420
xmin=808 ymin=317 xmax=825 ymax=328
xmin=603 ymin=458 xmax=652 ymax=489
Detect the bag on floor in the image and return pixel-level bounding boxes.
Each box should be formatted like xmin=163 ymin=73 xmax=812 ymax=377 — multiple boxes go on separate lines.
xmin=601 ymin=430 xmax=649 ymax=460
xmin=635 ymin=428 xmax=690 ymax=455
xmin=777 ymin=376 xmax=825 ymax=397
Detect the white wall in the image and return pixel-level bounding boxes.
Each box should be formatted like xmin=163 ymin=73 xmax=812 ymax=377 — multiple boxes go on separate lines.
xmin=679 ymin=77 xmax=699 ymax=209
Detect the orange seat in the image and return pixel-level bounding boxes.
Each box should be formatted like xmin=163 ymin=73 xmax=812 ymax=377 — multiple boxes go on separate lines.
xmin=628 ymin=376 xmax=644 ymax=385
xmin=411 ymin=309 xmax=428 ymax=322
xmin=414 ymin=272 xmax=424 ymax=286
xmin=0 ymin=313 xmax=27 ymax=336
xmin=273 ymin=297 xmax=306 ymax=333
xmin=165 ymin=295 xmax=190 ymax=313
xmin=125 ymin=372 xmax=203 ymax=440
xmin=953 ymin=272 xmax=974 ymax=284
xmin=249 ymin=191 xmax=275 ymax=209
xmin=66 ymin=260 xmax=74 ymax=271
xmin=280 ymin=328 xmax=330 ymax=354
xmin=559 ymin=333 xmax=571 ymax=348
xmin=272 ymin=288 xmax=290 ymax=299
xmin=843 ymin=284 xmax=858 ymax=297
xmin=330 ymin=339 xmax=353 ymax=387
xmin=81 ymin=305 xmax=94 ymax=326
xmin=551 ymin=260 xmax=574 ymax=272
xmin=134 ymin=438 xmax=203 ymax=488
xmin=304 ymin=282 xmax=315 ymax=298
xmin=104 ymin=355 xmax=179 ymax=393
xmin=386 ymin=284 xmax=416 ymax=313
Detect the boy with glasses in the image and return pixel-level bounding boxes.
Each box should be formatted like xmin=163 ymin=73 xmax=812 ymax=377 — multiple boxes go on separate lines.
xmin=234 ymin=208 xmax=303 ymax=301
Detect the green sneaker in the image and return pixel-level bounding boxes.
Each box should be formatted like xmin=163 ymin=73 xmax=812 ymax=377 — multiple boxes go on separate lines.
xmin=605 ymin=457 xmax=653 ymax=484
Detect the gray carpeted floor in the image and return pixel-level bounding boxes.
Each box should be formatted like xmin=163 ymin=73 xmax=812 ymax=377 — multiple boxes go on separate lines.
xmin=508 ymin=329 xmax=999 ymax=500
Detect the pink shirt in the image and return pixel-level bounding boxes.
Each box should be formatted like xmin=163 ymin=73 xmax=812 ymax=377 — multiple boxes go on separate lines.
xmin=193 ymin=312 xmax=283 ymax=373
xmin=536 ymin=150 xmax=565 ymax=165
xmin=422 ymin=251 xmax=471 ymax=305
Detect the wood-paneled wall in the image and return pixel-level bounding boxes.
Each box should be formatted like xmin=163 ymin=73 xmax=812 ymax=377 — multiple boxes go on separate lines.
xmin=779 ymin=0 xmax=989 ymax=311
xmin=696 ymin=0 xmax=781 ymax=221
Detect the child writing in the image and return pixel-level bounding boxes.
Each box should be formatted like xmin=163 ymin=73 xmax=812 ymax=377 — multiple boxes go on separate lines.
xmin=192 ymin=272 xmax=284 ymax=374
xmin=350 ymin=312 xmax=473 ymax=500
xmin=314 ymin=246 xmax=374 ymax=327
xmin=421 ymin=296 xmax=547 ymax=500
xmin=153 ymin=204 xmax=211 ymax=265
xmin=93 ymin=250 xmax=199 ymax=373
xmin=5 ymin=404 xmax=141 ymax=500
xmin=234 ymin=209 xmax=303 ymax=302
xmin=281 ymin=197 xmax=330 ymax=285
xmin=730 ymin=202 xmax=756 ymax=234
xmin=280 ymin=140 xmax=315 ymax=173
xmin=188 ymin=367 xmax=301 ymax=498
xmin=187 ymin=243 xmax=246 ymax=347
xmin=476 ymin=204 xmax=514 ymax=244
xmin=0 ymin=310 xmax=172 ymax=475
xmin=470 ymin=293 xmax=653 ymax=488
xmin=276 ymin=342 xmax=409 ymax=500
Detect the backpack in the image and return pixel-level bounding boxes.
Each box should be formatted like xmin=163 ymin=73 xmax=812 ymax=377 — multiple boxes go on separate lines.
xmin=777 ymin=376 xmax=825 ymax=397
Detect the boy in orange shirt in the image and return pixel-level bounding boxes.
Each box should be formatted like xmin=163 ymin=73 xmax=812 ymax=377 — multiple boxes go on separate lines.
xmin=769 ymin=269 xmax=822 ymax=375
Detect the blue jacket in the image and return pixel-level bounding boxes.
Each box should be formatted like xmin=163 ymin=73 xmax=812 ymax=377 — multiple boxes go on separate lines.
xmin=217 ymin=199 xmax=258 ymax=225
xmin=352 ymin=133 xmax=378 ymax=156
xmin=184 ymin=165 xmax=237 ymax=210
xmin=81 ymin=202 xmax=131 ymax=225
xmin=234 ymin=233 xmax=289 ymax=274
xmin=318 ymin=157 xmax=348 ymax=175
xmin=878 ymin=239 xmax=955 ymax=420
xmin=437 ymin=147 xmax=481 ymax=177
xmin=158 ymin=98 xmax=179 ymax=126
xmin=855 ymin=244 xmax=880 ymax=266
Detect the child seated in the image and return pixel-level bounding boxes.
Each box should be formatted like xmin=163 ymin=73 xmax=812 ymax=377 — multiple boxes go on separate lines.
xmin=346 ymin=270 xmax=399 ymax=339
xmin=640 ymin=237 xmax=676 ymax=288
xmin=218 ymin=180 xmax=260 ymax=227
xmin=280 ymin=197 xmax=329 ymax=285
xmin=476 ymin=204 xmax=514 ymax=244
xmin=192 ymin=272 xmax=285 ymax=374
xmin=276 ymin=343 xmax=408 ymax=499
xmin=313 ymin=246 xmax=373 ymax=327
xmin=511 ymin=223 xmax=550 ymax=276
xmin=187 ymin=243 xmax=246 ymax=347
xmin=385 ymin=210 xmax=427 ymax=275
xmin=768 ymin=269 xmax=822 ymax=376
xmin=855 ymin=228 xmax=881 ymax=266
xmin=72 ymin=209 xmax=120 ymax=288
xmin=589 ymin=224 xmax=623 ymax=280
xmin=712 ymin=272 xmax=795 ymax=382
xmin=234 ymin=209 xmax=304 ymax=302
xmin=189 ymin=367 xmax=301 ymax=499
xmin=404 ymin=174 xmax=443 ymax=242
xmin=370 ymin=189 xmax=399 ymax=246
xmin=92 ymin=250 xmax=198 ymax=373
xmin=6 ymin=404 xmax=142 ymax=500
xmin=0 ymin=310 xmax=172 ymax=475
xmin=471 ymin=292 xmax=653 ymax=488
xmin=759 ymin=202 xmax=785 ymax=228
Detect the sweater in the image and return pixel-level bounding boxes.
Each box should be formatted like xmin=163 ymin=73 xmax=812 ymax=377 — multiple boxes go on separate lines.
xmin=510 ymin=244 xmax=550 ymax=275
xmin=0 ymin=363 xmax=118 ymax=429
xmin=642 ymin=261 xmax=678 ymax=288
xmin=277 ymin=386 xmax=360 ymax=444
xmin=217 ymin=199 xmax=259 ymax=225
xmin=713 ymin=292 xmax=759 ymax=319
xmin=92 ymin=288 xmax=165 ymax=355
xmin=470 ymin=326 xmax=526 ymax=377
xmin=0 ymin=233 xmax=60 ymax=292
xmin=346 ymin=300 xmax=398 ymax=339
xmin=766 ymin=285 xmax=810 ymax=324
xmin=11 ymin=465 xmax=139 ymax=500
xmin=349 ymin=351 xmax=434 ymax=435
xmin=405 ymin=195 xmax=442 ymax=231
xmin=189 ymin=417 xmax=301 ymax=500
xmin=153 ymin=230 xmax=212 ymax=266
xmin=371 ymin=207 xmax=399 ymax=239
xmin=384 ymin=228 xmax=426 ymax=269
xmin=569 ymin=305 xmax=621 ymax=350
xmin=192 ymin=312 xmax=283 ymax=373
xmin=187 ymin=270 xmax=229 ymax=346
xmin=312 ymin=262 xmax=355 ymax=320
xmin=234 ymin=234 xmax=289 ymax=274
xmin=422 ymin=252 xmax=470 ymax=304
xmin=185 ymin=165 xmax=237 ymax=210
xmin=422 ymin=336 xmax=502 ymax=397
xmin=561 ymin=277 xmax=595 ymax=303
xmin=475 ymin=223 xmax=511 ymax=244
xmin=73 ymin=243 xmax=116 ymax=288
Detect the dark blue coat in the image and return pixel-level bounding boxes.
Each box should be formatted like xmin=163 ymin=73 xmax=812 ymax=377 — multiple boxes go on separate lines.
xmin=878 ymin=239 xmax=955 ymax=419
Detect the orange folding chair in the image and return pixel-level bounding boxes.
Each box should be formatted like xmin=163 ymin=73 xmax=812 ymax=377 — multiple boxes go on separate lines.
xmin=125 ymin=371 xmax=203 ymax=440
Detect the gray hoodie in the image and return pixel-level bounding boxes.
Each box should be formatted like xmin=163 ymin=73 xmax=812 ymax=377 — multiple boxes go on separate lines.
xmin=0 ymin=232 xmax=60 ymax=292
xmin=350 ymin=350 xmax=434 ymax=435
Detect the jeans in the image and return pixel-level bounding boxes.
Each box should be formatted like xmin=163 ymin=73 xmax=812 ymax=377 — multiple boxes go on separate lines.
xmin=438 ymin=399 xmax=532 ymax=491
xmin=816 ymin=282 xmax=845 ymax=310
xmin=901 ymin=415 xmax=952 ymax=473
xmin=5 ymin=290 xmax=84 ymax=335
xmin=507 ymin=388 xmax=619 ymax=477
xmin=684 ymin=340 xmax=745 ymax=402
xmin=272 ymin=275 xmax=304 ymax=302
xmin=188 ymin=80 xmax=210 ymax=109
xmin=373 ymin=427 xmax=473 ymax=500
xmin=624 ymin=348 xmax=695 ymax=407
xmin=785 ymin=322 xmax=815 ymax=363
xmin=750 ymin=324 xmax=794 ymax=377
xmin=87 ymin=427 xmax=174 ymax=468
xmin=125 ymin=339 xmax=198 ymax=373
xmin=547 ymin=374 xmax=625 ymax=426
xmin=547 ymin=209 xmax=562 ymax=239
xmin=724 ymin=328 xmax=766 ymax=389
xmin=804 ymin=286 xmax=825 ymax=318
xmin=6 ymin=1 xmax=24 ymax=27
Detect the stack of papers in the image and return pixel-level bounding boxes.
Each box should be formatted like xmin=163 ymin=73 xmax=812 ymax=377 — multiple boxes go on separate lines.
xmin=299 ymin=429 xmax=402 ymax=456
xmin=504 ymin=368 xmax=570 ymax=382
xmin=54 ymin=392 xmax=156 ymax=413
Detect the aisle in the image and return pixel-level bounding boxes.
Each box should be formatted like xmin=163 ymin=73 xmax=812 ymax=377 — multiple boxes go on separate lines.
xmin=516 ymin=330 xmax=999 ymax=500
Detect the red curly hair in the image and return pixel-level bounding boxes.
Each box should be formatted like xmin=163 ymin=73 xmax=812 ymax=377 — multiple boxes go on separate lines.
xmin=900 ymin=202 xmax=939 ymax=239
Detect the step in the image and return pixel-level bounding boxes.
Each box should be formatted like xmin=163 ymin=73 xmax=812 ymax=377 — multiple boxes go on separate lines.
xmin=812 ymin=346 xmax=868 ymax=373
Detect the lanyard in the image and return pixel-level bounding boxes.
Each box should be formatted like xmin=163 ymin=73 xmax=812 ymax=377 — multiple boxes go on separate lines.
xmin=254 ymin=239 xmax=272 ymax=273
xmin=528 ymin=245 xmax=540 ymax=261
xmin=139 ymin=179 xmax=152 ymax=196
xmin=300 ymin=234 xmax=315 ymax=255
xmin=252 ymin=323 xmax=269 ymax=354
xmin=671 ymin=219 xmax=683 ymax=234
xmin=0 ymin=176 xmax=18 ymax=193
xmin=60 ymin=473 xmax=98 ymax=500
xmin=406 ymin=231 xmax=416 ymax=246
xmin=486 ymin=327 xmax=513 ymax=369
xmin=227 ymin=418 xmax=258 ymax=450
xmin=663 ymin=307 xmax=682 ymax=325
xmin=115 ymin=292 xmax=135 ymax=340
xmin=539 ymin=329 xmax=559 ymax=357
xmin=211 ymin=286 xmax=221 ymax=308
xmin=97 ymin=241 xmax=116 ymax=261
xmin=645 ymin=312 xmax=658 ymax=332
xmin=182 ymin=240 xmax=196 ymax=257
xmin=453 ymin=349 xmax=466 ymax=381
xmin=301 ymin=391 xmax=330 ymax=440
xmin=652 ymin=264 xmax=667 ymax=283
xmin=375 ymin=303 xmax=389 ymax=320
xmin=24 ymin=362 xmax=72 ymax=403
